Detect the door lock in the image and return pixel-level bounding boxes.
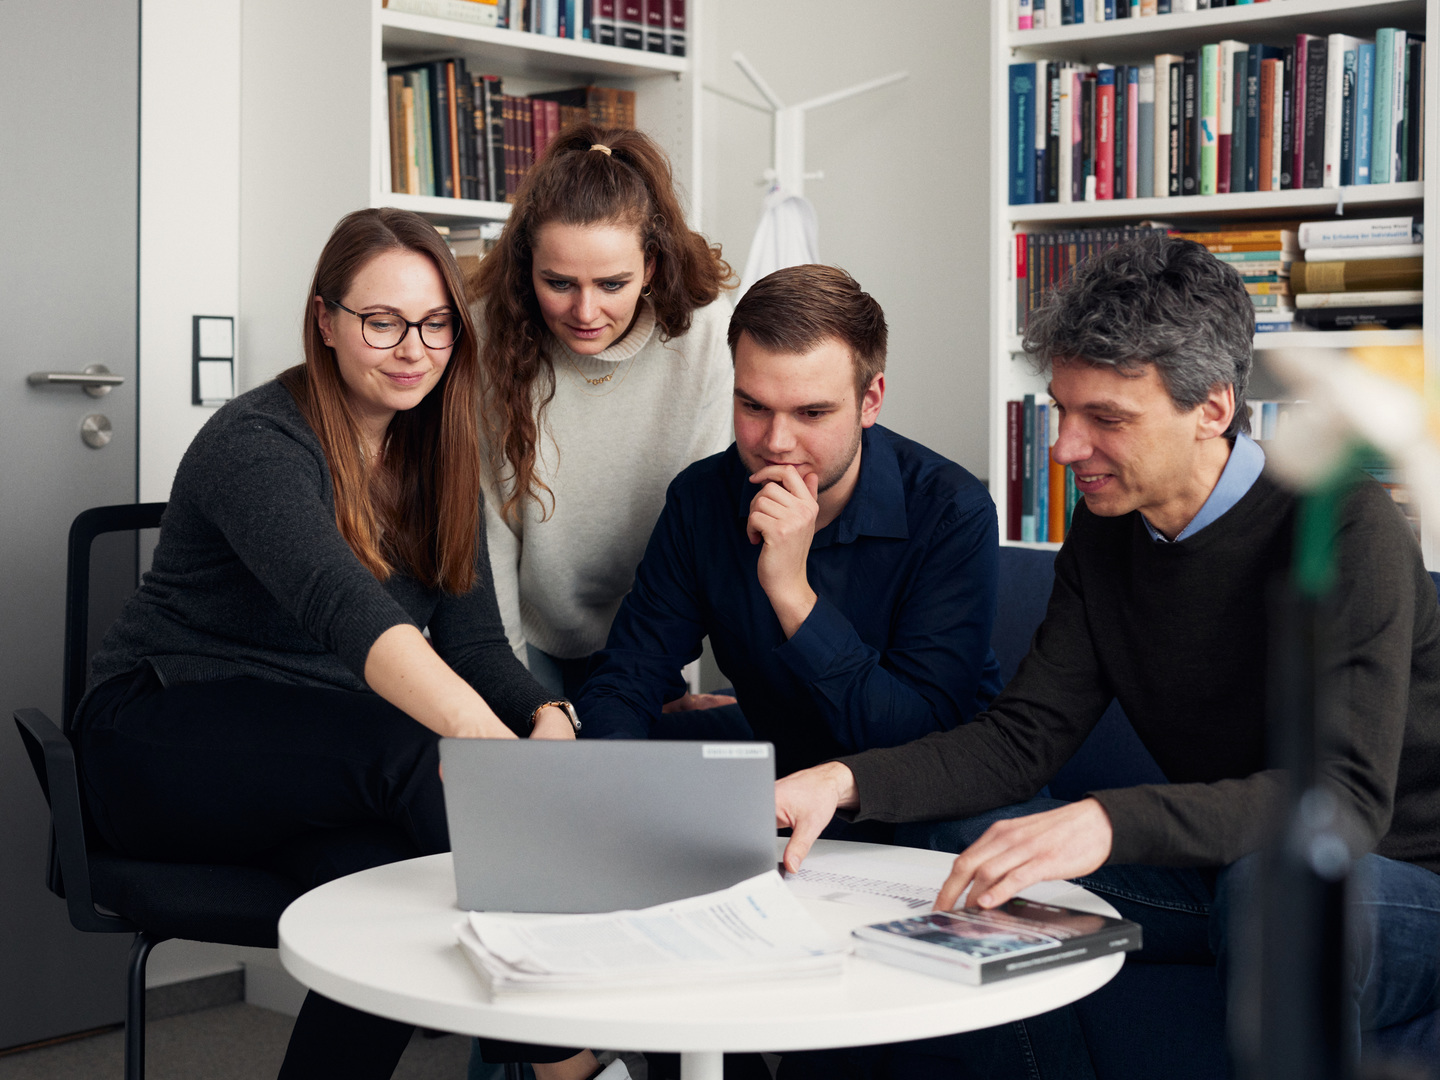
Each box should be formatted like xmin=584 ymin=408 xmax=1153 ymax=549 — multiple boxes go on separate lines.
xmin=81 ymin=414 xmax=112 ymax=449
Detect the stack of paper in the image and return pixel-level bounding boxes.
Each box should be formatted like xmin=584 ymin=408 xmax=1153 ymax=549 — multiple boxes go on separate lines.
xmin=457 ymin=871 xmax=846 ymax=996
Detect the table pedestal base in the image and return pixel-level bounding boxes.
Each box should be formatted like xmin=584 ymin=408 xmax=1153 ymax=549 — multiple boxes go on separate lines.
xmin=679 ymin=1051 xmax=723 ymax=1080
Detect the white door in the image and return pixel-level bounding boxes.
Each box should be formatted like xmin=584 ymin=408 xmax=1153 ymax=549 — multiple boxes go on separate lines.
xmin=0 ymin=0 xmax=141 ymax=1048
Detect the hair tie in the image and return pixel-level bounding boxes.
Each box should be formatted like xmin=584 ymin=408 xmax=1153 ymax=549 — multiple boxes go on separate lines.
xmin=589 ymin=143 xmax=612 ymax=156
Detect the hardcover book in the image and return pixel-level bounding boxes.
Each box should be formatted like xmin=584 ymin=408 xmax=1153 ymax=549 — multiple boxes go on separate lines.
xmin=853 ymin=900 xmax=1142 ymax=987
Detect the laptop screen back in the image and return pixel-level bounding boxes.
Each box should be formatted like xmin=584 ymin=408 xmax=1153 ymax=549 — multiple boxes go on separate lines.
xmin=439 ymin=739 xmax=777 ymax=913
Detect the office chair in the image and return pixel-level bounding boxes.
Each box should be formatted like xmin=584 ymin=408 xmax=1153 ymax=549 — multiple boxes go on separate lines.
xmin=13 ymin=505 xmax=514 ymax=1080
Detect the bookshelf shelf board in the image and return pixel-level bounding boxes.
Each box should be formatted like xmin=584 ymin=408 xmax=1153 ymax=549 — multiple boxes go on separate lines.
xmin=381 ymin=10 xmax=688 ymax=79
xmin=1006 ymin=182 xmax=1423 ymax=224
xmin=1001 ymin=539 xmax=1064 ymax=552
xmin=376 ymin=192 xmax=513 ymax=224
xmin=1005 ymin=330 xmax=1425 ymax=353
xmin=1006 ymin=0 xmax=1426 ymax=63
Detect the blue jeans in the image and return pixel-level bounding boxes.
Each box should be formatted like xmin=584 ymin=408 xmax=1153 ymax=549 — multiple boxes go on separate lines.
xmin=880 ymin=797 xmax=1440 ymax=1079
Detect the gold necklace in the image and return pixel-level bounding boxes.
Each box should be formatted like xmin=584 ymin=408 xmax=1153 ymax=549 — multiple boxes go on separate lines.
xmin=565 ymin=352 xmax=637 ymax=397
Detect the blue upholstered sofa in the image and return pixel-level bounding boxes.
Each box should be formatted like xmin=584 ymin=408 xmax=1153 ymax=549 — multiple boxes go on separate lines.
xmin=989 ymin=546 xmax=1439 ymax=1079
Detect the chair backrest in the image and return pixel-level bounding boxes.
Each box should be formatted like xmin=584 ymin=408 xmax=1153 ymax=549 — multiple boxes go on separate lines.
xmin=62 ymin=503 xmax=166 ymax=732
xmin=48 ymin=503 xmax=166 ymax=899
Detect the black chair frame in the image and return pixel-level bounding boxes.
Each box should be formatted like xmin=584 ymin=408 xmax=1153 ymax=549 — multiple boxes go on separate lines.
xmin=15 ymin=504 xmax=526 ymax=1080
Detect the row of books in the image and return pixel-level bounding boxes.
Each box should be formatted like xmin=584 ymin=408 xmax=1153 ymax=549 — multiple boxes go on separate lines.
xmin=387 ymin=62 xmax=635 ymax=202
xmin=1014 ymin=0 xmax=1292 ymax=31
xmin=1008 ymin=29 xmax=1427 ymax=204
xmin=1168 ymin=224 xmax=1298 ymax=331
xmin=383 ymin=0 xmax=687 ymax=55
xmin=1005 ymin=396 xmax=1079 ymax=544
xmin=1013 ymin=225 xmax=1167 ymax=335
xmin=1008 ymin=397 xmax=1417 ymax=547
xmin=1015 ymin=216 xmax=1423 ymax=335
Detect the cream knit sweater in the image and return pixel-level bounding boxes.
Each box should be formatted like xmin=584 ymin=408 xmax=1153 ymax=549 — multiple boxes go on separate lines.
xmin=479 ymin=297 xmax=734 ymax=660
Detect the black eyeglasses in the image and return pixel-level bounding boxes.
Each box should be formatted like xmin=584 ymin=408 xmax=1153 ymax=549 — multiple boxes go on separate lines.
xmin=325 ymin=300 xmax=460 ymax=350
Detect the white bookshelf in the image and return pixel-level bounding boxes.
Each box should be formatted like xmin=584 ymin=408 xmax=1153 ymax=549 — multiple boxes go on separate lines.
xmin=371 ymin=6 xmax=700 ymax=225
xmin=988 ymin=0 xmax=1438 ymax=558
xmin=239 ymin=0 xmax=702 ymax=391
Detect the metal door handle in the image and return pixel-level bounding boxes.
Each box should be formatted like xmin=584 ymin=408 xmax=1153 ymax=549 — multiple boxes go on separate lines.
xmin=27 ymin=364 xmax=124 ymax=397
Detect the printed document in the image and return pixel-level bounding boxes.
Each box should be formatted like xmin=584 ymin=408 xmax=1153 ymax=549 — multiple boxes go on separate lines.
xmin=458 ymin=870 xmax=845 ymax=994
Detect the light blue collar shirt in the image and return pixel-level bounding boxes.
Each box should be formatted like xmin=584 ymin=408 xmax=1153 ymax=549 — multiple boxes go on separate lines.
xmin=1143 ymin=431 xmax=1266 ymax=544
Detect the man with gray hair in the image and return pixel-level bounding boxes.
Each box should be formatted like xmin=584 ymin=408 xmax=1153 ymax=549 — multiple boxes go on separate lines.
xmin=775 ymin=233 xmax=1440 ymax=1074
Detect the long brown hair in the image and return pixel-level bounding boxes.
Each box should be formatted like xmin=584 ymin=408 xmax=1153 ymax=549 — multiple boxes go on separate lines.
xmin=472 ymin=122 xmax=734 ymax=522
xmin=278 ymin=207 xmax=482 ymax=594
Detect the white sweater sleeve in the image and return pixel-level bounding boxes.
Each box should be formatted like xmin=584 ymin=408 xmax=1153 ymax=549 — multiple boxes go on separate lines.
xmin=481 ymin=475 xmax=528 ymax=662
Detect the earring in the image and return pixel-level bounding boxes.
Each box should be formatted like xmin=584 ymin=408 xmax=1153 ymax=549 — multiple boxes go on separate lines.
xmin=641 ymin=285 xmax=652 ymax=298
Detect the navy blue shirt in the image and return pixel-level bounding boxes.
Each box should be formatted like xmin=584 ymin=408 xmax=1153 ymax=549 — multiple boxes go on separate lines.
xmin=578 ymin=424 xmax=1003 ymax=778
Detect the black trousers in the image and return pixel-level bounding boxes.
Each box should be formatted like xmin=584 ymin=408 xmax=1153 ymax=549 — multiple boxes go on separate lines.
xmin=75 ymin=666 xmax=579 ymax=1076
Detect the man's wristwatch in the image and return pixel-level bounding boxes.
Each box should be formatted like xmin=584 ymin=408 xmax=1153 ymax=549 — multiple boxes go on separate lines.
xmin=531 ymin=699 xmax=581 ymax=735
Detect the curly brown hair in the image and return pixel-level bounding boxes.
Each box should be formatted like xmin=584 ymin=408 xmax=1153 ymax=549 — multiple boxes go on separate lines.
xmin=471 ymin=121 xmax=733 ymax=523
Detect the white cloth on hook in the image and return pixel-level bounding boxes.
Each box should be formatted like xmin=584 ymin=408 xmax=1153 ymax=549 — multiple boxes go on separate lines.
xmin=739 ymin=187 xmax=820 ymax=299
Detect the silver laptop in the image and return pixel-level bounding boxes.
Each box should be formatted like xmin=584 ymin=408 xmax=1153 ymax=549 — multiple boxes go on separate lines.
xmin=439 ymin=739 xmax=777 ymax=913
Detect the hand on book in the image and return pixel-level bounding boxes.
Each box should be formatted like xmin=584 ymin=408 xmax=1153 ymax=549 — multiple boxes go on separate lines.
xmin=935 ymin=797 xmax=1114 ymax=912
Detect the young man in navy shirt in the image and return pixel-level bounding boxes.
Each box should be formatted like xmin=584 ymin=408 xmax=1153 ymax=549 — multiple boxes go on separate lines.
xmin=577 ymin=265 xmax=1001 ymax=782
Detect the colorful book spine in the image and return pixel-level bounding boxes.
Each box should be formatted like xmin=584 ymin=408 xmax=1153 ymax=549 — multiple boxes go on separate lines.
xmin=666 ymin=0 xmax=686 ymax=56
xmin=1006 ymin=402 xmax=1023 ymax=541
xmin=1126 ymin=66 xmax=1140 ymax=198
xmin=1372 ymin=29 xmax=1394 ymax=185
xmin=1034 ymin=404 xmax=1050 ymax=539
xmin=1199 ymin=43 xmax=1219 ymax=195
xmin=1137 ymin=65 xmax=1155 ymax=198
xmin=1230 ymin=47 xmax=1248 ymax=194
xmin=1095 ymin=67 xmax=1115 ymax=199
xmin=1010 ymin=63 xmax=1039 ymax=205
xmin=1021 ymin=395 xmax=1037 ymax=543
xmin=1301 ymin=35 xmax=1328 ymax=188
xmin=1048 ymin=458 xmax=1066 ymax=543
xmin=1181 ymin=51 xmax=1198 ymax=195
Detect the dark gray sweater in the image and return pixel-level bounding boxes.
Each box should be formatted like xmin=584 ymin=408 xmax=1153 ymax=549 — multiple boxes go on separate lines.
xmin=843 ymin=473 xmax=1440 ymax=874
xmin=85 ymin=380 xmax=549 ymax=735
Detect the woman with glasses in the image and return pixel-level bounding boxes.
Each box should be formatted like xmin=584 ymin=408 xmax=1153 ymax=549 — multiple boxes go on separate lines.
xmin=470 ymin=122 xmax=736 ymax=705
xmin=72 ymin=208 xmax=607 ymax=1080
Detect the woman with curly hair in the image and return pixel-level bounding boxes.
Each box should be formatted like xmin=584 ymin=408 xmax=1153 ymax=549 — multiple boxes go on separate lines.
xmin=471 ymin=121 xmax=735 ymax=701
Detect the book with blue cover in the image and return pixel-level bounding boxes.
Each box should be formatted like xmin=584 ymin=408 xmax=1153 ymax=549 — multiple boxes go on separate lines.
xmin=1010 ymin=63 xmax=1038 ymax=204
xmin=1354 ymin=41 xmax=1376 ymax=184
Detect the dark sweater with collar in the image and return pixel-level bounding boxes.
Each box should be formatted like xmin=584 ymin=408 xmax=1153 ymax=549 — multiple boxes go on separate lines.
xmin=844 ymin=472 xmax=1440 ymax=874
xmin=83 ymin=380 xmax=548 ymax=735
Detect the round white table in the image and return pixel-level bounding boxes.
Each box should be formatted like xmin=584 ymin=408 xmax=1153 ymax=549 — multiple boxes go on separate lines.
xmin=279 ymin=839 xmax=1124 ymax=1080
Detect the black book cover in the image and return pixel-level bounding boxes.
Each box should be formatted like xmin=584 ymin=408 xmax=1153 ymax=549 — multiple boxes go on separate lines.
xmin=1168 ymin=60 xmax=1183 ymax=196
xmin=644 ymin=0 xmax=665 ymax=52
xmin=1081 ymin=75 xmax=1095 ymax=198
xmin=1244 ymin=46 xmax=1261 ymax=191
xmin=1231 ymin=50 xmax=1248 ymax=194
xmin=480 ymin=74 xmax=505 ymax=205
xmin=1339 ymin=58 xmax=1356 ymax=186
xmin=1182 ymin=51 xmax=1198 ymax=195
xmin=1302 ymin=36 xmax=1328 ymax=188
xmin=1114 ymin=66 xmax=1128 ymax=199
xmin=1296 ymin=304 xmax=1423 ymax=330
xmin=430 ymin=61 xmax=454 ymax=199
xmin=1404 ymin=38 xmax=1424 ymax=181
xmin=1280 ymin=46 xmax=1296 ymax=188
xmin=1046 ymin=62 xmax=1061 ymax=202
xmin=453 ymin=59 xmax=478 ymax=201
